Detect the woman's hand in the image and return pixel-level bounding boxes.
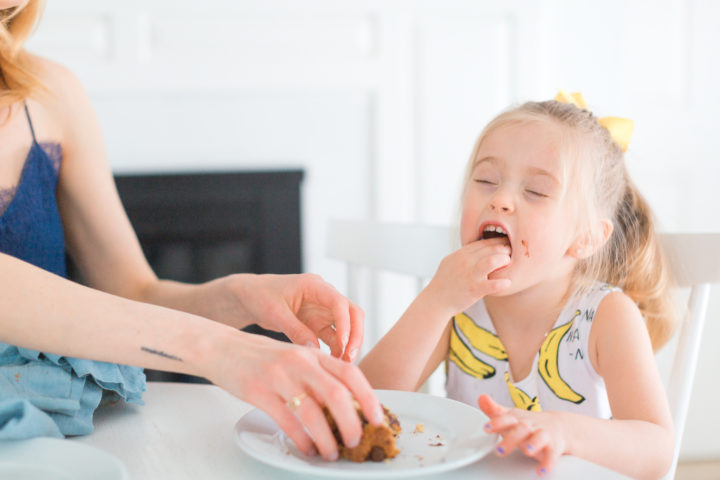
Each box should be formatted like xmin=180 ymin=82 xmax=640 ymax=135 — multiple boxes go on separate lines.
xmin=478 ymin=394 xmax=567 ymax=476
xmin=206 ymin=332 xmax=384 ymax=462
xmin=208 ymin=273 xmax=363 ymax=362
xmin=424 ymin=239 xmax=511 ymax=317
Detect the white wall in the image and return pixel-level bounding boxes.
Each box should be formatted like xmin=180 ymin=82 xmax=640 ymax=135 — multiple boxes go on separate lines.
xmin=26 ymin=0 xmax=719 ymax=460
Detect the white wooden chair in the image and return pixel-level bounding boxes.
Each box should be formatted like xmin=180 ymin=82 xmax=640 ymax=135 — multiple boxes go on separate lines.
xmin=327 ymin=219 xmax=720 ymax=479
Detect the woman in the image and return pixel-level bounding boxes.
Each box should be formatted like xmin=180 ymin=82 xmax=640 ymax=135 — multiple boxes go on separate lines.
xmin=0 ymin=0 xmax=381 ymax=462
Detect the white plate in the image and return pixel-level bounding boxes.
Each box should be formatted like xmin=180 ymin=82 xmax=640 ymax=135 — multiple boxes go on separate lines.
xmin=234 ymin=390 xmax=497 ymax=478
xmin=0 ymin=437 xmax=128 ymax=480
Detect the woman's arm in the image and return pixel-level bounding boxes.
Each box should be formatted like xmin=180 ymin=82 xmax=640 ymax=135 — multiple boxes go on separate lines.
xmin=0 ymin=252 xmax=383 ymax=461
xmin=33 ymin=56 xmax=358 ymax=358
xmin=480 ymin=292 xmax=674 ymax=479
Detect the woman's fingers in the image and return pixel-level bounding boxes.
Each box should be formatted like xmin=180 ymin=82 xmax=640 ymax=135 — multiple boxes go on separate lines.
xmin=343 ymin=301 xmax=364 ymax=362
xmin=257 ymin=394 xmax=317 ymax=457
xmin=302 ymin=275 xmax=351 ymax=352
xmin=296 ymin=275 xmax=365 ymax=360
xmin=271 ymin=304 xmax=320 ymax=349
xmin=279 ymin=349 xmax=381 ymax=459
xmin=266 ymin=350 xmax=358 ymax=460
xmin=319 ymin=353 xmax=384 ymax=426
xmin=316 ymin=323 xmax=342 ymax=357
xmin=285 ymin=392 xmax=342 ymax=461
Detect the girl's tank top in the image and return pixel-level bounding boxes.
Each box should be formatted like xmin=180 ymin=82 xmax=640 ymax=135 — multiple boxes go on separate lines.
xmin=0 ymin=103 xmax=66 ymax=276
xmin=446 ymin=283 xmax=619 ymax=418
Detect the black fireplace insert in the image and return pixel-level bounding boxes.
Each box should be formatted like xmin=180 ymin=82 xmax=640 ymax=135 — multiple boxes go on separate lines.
xmin=70 ymin=169 xmax=304 ymax=382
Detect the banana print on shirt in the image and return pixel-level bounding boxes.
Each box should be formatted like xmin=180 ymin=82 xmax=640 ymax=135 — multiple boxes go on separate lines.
xmin=449 ymin=313 xmax=507 ymax=379
xmin=504 ymin=372 xmax=542 ymax=411
xmin=538 ymin=309 xmax=586 ymax=404
xmin=449 ymin=309 xmax=586 ymax=407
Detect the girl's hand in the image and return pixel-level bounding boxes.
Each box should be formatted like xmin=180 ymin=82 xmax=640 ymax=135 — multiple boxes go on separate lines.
xmin=424 ymin=238 xmax=511 ymax=317
xmin=478 ymin=394 xmax=567 ymax=476
xmin=207 ymin=333 xmax=384 ymax=462
xmin=209 ymin=273 xmax=363 ymax=362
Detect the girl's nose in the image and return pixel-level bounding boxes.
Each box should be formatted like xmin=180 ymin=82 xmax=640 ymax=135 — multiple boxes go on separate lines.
xmin=490 ymin=191 xmax=515 ymax=214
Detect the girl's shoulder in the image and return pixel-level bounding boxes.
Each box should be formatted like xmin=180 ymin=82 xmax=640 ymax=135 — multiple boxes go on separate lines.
xmin=587 ymin=287 xmax=650 ymax=372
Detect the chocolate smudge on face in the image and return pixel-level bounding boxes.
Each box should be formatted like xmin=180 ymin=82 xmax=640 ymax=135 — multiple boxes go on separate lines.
xmin=521 ymin=239 xmax=530 ymax=257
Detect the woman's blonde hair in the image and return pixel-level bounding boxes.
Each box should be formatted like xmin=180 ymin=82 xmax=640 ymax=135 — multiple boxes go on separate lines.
xmin=465 ymin=100 xmax=678 ymax=351
xmin=0 ymin=0 xmax=45 ymax=106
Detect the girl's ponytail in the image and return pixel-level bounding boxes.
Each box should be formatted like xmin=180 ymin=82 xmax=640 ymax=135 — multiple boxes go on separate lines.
xmin=602 ymin=177 xmax=677 ymax=350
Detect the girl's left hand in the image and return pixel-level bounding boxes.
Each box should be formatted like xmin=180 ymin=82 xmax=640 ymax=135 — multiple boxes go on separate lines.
xmin=478 ymin=394 xmax=568 ymax=476
xmin=209 ymin=273 xmax=363 ymax=362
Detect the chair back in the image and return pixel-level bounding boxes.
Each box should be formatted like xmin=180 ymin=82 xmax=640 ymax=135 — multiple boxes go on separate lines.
xmin=660 ymin=234 xmax=720 ymax=479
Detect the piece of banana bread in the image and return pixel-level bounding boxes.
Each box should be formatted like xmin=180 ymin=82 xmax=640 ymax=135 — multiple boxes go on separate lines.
xmin=323 ymin=403 xmax=401 ymax=462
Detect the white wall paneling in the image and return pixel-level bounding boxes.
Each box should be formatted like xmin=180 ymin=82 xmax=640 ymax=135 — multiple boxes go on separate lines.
xmin=25 ymin=0 xmax=719 ymax=461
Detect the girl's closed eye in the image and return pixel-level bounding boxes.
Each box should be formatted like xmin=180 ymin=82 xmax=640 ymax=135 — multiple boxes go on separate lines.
xmin=525 ymin=188 xmax=549 ymax=198
xmin=474 ymin=177 xmax=497 ymax=185
xmin=524 ymin=176 xmax=558 ymax=199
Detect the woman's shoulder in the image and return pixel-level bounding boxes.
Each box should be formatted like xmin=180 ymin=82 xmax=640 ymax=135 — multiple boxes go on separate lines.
xmin=28 ymin=54 xmax=89 ymax=109
xmin=26 ymin=54 xmax=85 ymax=96
xmin=25 ymin=54 xmax=96 ymax=143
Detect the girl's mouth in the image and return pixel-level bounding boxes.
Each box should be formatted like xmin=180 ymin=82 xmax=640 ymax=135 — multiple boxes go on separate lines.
xmin=480 ymin=224 xmax=512 ymax=257
xmin=481 ymin=224 xmax=508 ymax=240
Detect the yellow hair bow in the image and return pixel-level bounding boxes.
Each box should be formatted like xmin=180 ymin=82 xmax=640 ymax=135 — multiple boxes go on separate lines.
xmin=554 ymin=89 xmax=634 ymax=152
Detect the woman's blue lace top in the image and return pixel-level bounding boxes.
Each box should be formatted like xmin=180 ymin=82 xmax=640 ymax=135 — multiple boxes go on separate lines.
xmin=0 ymin=104 xmax=145 ymax=440
xmin=0 ymin=129 xmax=66 ymax=276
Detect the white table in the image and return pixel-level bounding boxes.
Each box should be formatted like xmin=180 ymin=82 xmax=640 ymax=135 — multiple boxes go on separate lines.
xmin=73 ymin=382 xmax=629 ymax=479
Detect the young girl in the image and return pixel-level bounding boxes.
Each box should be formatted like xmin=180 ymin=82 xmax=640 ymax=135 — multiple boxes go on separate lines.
xmin=360 ymin=92 xmax=677 ymax=478
xmin=0 ymin=0 xmax=383 ymax=460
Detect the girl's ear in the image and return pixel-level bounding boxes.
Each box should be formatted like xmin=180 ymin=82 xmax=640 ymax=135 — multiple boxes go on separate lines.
xmin=569 ymin=219 xmax=614 ymax=259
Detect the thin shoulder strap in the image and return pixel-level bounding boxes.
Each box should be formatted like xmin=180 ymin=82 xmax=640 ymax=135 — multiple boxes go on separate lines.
xmin=23 ymin=102 xmax=39 ymax=145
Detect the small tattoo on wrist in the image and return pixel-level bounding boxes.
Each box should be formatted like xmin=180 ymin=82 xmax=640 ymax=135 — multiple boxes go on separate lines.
xmin=141 ymin=346 xmax=183 ymax=362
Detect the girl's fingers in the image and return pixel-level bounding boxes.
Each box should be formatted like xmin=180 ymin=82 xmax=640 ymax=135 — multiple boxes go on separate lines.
xmin=484 ymin=414 xmax=519 ymax=433
xmin=479 ymin=252 xmax=511 ymax=275
xmin=494 ymin=421 xmax=535 ymax=456
xmin=468 ymin=237 xmax=512 ymax=249
xmin=486 ymin=279 xmax=512 ymax=294
xmin=478 ymin=394 xmax=509 ymax=418
xmin=522 ymin=428 xmax=550 ymax=459
xmin=536 ymin=444 xmax=560 ymax=476
xmin=520 ymin=429 xmax=558 ymax=475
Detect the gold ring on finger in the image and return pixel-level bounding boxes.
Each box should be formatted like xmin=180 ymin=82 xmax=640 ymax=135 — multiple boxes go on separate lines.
xmin=287 ymin=392 xmax=308 ymax=411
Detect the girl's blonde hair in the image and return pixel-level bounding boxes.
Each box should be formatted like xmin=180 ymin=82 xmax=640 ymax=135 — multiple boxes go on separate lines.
xmin=465 ymin=100 xmax=678 ymax=351
xmin=0 ymin=0 xmax=45 ymax=106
